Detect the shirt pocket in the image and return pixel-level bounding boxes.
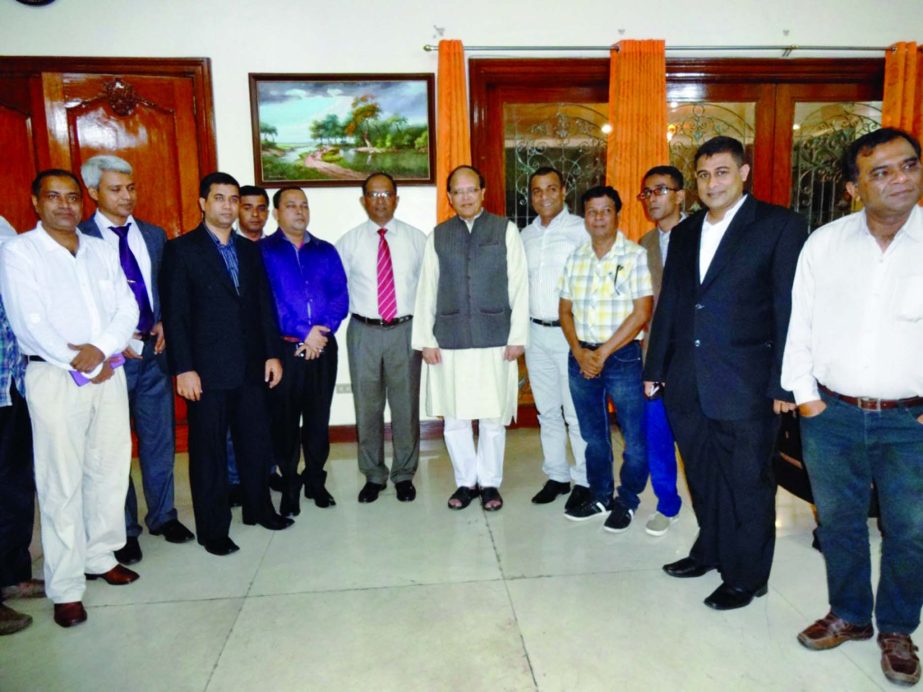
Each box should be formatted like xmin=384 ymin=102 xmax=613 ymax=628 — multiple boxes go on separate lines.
xmin=896 ymin=275 xmax=923 ymax=322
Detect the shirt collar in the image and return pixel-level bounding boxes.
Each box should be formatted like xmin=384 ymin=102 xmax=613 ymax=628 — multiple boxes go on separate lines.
xmin=34 ymin=222 xmax=83 ymax=255
xmin=537 ymin=207 xmax=570 ymax=231
xmin=704 ymin=194 xmax=747 ymax=229
xmin=94 ymin=209 xmax=136 ymax=234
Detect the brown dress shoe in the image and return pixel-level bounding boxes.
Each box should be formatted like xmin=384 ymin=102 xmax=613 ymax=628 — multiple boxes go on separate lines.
xmin=0 ymin=603 xmax=33 ymax=635
xmin=1 ymin=578 xmax=46 ymax=600
xmin=85 ymin=564 xmax=140 ymax=585
xmin=53 ymin=601 xmax=87 ymax=628
xmin=797 ymin=611 xmax=874 ymax=650
xmin=878 ymin=632 xmax=921 ymax=686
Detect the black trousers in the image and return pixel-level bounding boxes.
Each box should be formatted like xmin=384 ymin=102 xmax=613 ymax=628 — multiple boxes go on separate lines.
xmin=270 ymin=336 xmax=337 ymax=492
xmin=0 ymin=384 xmax=34 ymax=596
xmin=186 ymin=381 xmax=274 ymax=544
xmin=667 ymin=400 xmax=779 ymax=592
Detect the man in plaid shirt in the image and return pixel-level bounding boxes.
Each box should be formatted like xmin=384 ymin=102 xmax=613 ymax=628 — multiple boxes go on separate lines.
xmin=559 ymin=185 xmax=653 ymax=532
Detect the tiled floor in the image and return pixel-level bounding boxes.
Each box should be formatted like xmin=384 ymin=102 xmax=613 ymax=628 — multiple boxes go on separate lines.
xmin=0 ymin=429 xmax=889 ymax=691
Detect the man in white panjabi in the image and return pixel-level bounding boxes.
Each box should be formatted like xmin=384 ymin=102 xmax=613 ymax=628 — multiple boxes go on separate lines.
xmin=412 ymin=165 xmax=528 ymax=512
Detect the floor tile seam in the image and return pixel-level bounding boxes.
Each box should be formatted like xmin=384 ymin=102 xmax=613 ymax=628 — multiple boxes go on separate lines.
xmin=502 ymin=566 xmax=674 ymax=582
xmin=484 ymin=510 xmax=539 ymax=691
xmin=202 ymin=535 xmax=275 ymax=692
xmin=241 ymin=575 xmax=511 ymax=600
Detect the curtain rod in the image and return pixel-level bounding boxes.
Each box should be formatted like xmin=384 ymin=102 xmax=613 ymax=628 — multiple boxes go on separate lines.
xmin=422 ymin=44 xmax=892 ymax=57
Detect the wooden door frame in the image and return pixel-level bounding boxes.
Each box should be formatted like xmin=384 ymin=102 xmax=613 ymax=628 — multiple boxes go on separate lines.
xmin=0 ymin=56 xmax=218 ymax=175
xmin=470 ymin=57 xmax=885 ymax=212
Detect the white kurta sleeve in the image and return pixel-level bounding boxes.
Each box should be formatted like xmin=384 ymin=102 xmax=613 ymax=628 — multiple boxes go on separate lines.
xmin=505 ymin=221 xmax=529 ymax=347
xmin=411 ymin=231 xmax=439 ymax=350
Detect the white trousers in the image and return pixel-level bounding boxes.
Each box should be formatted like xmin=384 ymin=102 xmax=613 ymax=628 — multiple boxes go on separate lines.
xmin=25 ymin=363 xmax=132 ymax=603
xmin=524 ymin=323 xmax=587 ymax=486
xmin=443 ymin=417 xmax=505 ymax=488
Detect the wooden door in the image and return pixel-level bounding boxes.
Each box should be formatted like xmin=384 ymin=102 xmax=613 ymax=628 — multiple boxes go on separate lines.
xmin=0 ymin=57 xmax=216 ymax=238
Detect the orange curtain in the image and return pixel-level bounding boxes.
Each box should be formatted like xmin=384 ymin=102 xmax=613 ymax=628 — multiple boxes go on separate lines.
xmin=606 ymin=40 xmax=668 ymax=242
xmin=436 ymin=39 xmax=471 ymax=223
xmin=882 ymin=42 xmax=923 ymax=140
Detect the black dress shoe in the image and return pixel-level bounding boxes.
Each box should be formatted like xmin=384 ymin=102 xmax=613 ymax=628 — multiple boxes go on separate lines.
xmin=150 ymin=519 xmax=195 ymax=544
xmin=531 ymin=479 xmax=571 ymax=504
xmin=228 ymin=484 xmax=243 ymax=508
xmin=310 ymin=486 xmax=336 ymax=508
xmin=564 ymin=485 xmax=591 ymax=512
xmin=114 ymin=537 xmax=142 ymax=565
xmin=204 ymin=537 xmax=240 ymax=556
xmin=395 ymin=480 xmax=416 ymax=502
xmin=704 ymin=582 xmax=768 ymax=611
xmin=242 ymin=513 xmax=294 ymax=530
xmin=358 ymin=481 xmax=386 ymax=503
xmin=279 ymin=492 xmax=301 ymax=518
xmin=663 ymin=557 xmax=714 ymax=578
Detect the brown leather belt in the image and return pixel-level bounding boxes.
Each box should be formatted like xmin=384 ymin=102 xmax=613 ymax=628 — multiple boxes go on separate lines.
xmin=819 ymin=384 xmax=923 ymax=412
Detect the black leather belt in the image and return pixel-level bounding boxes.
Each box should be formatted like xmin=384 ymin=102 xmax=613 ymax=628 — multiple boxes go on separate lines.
xmin=531 ymin=318 xmax=561 ymax=327
xmin=578 ymin=340 xmax=641 ymax=352
xmin=819 ymin=384 xmax=923 ymax=412
xmin=351 ymin=313 xmax=412 ymax=327
xmin=27 ymin=355 xmax=46 ymax=363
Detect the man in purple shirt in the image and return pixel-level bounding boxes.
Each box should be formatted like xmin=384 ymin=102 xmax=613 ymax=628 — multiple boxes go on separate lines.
xmin=260 ymin=186 xmax=348 ymax=516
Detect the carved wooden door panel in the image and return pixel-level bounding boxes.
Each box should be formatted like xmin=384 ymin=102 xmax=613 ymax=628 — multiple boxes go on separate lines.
xmin=41 ymin=73 xmax=204 ymax=238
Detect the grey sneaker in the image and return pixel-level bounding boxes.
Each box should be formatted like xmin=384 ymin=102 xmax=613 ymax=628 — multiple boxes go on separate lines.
xmin=645 ymin=511 xmax=679 ymax=536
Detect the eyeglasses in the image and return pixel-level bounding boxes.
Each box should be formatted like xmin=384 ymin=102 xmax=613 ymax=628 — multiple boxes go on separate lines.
xmin=366 ymin=191 xmax=395 ymax=199
xmin=637 ymin=185 xmax=681 ymax=200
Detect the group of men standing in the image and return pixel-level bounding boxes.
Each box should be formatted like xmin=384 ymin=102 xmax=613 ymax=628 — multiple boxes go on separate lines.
xmin=0 ymin=127 xmax=919 ymax=687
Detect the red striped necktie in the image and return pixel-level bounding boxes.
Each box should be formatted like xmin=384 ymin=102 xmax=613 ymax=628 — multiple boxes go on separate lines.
xmin=377 ymin=228 xmax=397 ymax=322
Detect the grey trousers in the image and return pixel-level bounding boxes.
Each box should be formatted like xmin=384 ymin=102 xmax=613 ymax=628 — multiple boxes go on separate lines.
xmin=346 ymin=318 xmax=421 ymax=484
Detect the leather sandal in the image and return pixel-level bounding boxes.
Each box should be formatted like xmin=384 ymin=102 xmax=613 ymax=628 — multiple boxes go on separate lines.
xmin=447 ymin=486 xmax=478 ymax=510
xmin=480 ymin=486 xmax=503 ymax=511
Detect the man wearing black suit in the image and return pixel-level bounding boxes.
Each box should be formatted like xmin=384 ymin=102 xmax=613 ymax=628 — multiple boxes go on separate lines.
xmin=161 ymin=172 xmax=291 ymax=556
xmin=643 ymin=137 xmax=806 ymax=610
xmin=79 ymin=155 xmax=194 ymax=566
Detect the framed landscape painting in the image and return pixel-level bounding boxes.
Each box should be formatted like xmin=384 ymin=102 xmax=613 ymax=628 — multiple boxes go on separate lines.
xmin=249 ymin=73 xmax=436 ymax=187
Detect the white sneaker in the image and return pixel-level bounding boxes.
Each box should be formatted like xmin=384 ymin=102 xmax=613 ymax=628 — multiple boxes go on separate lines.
xmin=645 ymin=511 xmax=679 ymax=536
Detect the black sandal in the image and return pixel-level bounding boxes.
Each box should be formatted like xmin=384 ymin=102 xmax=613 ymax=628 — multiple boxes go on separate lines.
xmin=480 ymin=487 xmax=503 ymax=512
xmin=447 ymin=486 xmax=478 ymax=510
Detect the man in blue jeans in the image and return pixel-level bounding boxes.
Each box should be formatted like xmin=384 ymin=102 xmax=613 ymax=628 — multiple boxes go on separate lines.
xmin=559 ymin=186 xmax=652 ymax=531
xmin=782 ymin=127 xmax=923 ymax=687
xmin=637 ymin=166 xmax=686 ymax=536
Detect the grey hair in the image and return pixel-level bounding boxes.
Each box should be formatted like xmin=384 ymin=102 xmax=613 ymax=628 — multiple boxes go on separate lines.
xmin=81 ymin=155 xmax=133 ymax=189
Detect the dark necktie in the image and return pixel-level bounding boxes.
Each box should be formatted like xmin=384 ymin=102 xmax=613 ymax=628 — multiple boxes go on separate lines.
xmin=109 ymin=224 xmax=155 ymax=333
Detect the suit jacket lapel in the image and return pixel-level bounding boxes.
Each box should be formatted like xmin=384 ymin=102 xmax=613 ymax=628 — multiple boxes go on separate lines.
xmin=191 ymin=226 xmax=239 ymax=298
xmin=699 ymin=195 xmax=756 ymax=292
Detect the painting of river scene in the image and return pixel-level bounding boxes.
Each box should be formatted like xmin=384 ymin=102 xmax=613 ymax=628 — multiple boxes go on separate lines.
xmin=249 ymin=73 xmax=435 ymax=186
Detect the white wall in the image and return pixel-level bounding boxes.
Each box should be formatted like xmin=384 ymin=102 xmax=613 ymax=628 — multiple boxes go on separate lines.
xmin=2 ymin=0 xmax=919 ymax=423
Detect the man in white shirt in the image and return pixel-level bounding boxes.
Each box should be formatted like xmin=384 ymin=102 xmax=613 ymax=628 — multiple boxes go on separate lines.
xmin=781 ymin=127 xmax=923 ymax=687
xmin=644 ymin=137 xmax=806 ymax=611
xmin=412 ymin=165 xmax=528 ymax=512
xmin=79 ymin=155 xmax=194 ymax=567
xmin=337 ymin=172 xmax=426 ymax=504
xmin=0 ymin=170 xmax=141 ymax=628
xmin=521 ymin=167 xmax=589 ymax=509
xmin=637 ymin=166 xmax=686 ymax=536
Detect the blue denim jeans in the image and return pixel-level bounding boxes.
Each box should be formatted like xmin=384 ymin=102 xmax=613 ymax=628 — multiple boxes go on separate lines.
xmin=645 ymin=397 xmax=682 ymax=517
xmin=800 ymin=390 xmax=923 ymax=633
xmin=568 ymin=341 xmax=647 ymax=508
